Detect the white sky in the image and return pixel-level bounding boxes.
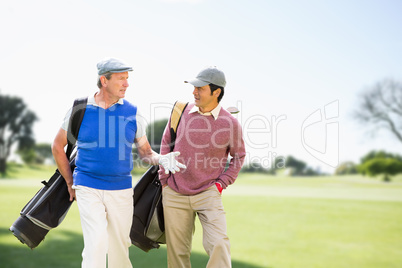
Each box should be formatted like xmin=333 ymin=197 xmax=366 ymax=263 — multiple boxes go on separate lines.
xmin=1 ymin=0 xmax=401 ymax=173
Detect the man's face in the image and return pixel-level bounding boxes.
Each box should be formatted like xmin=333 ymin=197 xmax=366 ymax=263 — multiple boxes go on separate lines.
xmin=104 ymin=72 xmax=129 ymax=99
xmin=193 ymin=85 xmax=217 ymax=111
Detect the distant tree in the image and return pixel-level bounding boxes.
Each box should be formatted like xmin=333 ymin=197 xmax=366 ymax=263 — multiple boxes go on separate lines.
xmin=0 ymin=94 xmax=37 ymax=174
xmin=267 ymin=155 xmax=287 ymax=175
xmin=303 ymin=167 xmax=319 ymax=176
xmin=274 ymin=156 xmax=286 ymax=170
xmin=358 ymin=150 xmax=402 ymax=181
xmin=146 ymin=118 xmax=168 ymax=152
xmin=359 ymin=158 xmax=402 ymax=182
xmin=241 ymin=162 xmax=273 ymax=174
xmin=335 ymin=161 xmax=358 ymax=175
xmin=35 ymin=143 xmax=53 ymax=160
xmin=282 ymin=155 xmax=320 ymax=176
xmin=132 ymin=118 xmax=168 ymax=168
xmin=17 ymin=143 xmax=53 ymax=165
xmin=17 ymin=148 xmax=38 ymax=165
xmin=354 ymin=79 xmax=402 ymax=143
xmin=360 ymin=150 xmax=402 ymax=163
xmin=285 ymin=155 xmax=307 ymax=175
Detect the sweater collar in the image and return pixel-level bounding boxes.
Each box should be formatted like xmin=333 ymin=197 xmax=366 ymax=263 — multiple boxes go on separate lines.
xmin=189 ymin=104 xmax=221 ymax=120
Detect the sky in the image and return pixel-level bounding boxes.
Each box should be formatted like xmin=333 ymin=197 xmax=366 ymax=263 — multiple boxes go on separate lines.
xmin=1 ymin=0 xmax=401 ymax=173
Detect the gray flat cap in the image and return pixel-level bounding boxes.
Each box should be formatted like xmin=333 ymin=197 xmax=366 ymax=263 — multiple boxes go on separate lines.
xmin=185 ymin=66 xmax=226 ymax=88
xmin=97 ymin=57 xmax=133 ymax=75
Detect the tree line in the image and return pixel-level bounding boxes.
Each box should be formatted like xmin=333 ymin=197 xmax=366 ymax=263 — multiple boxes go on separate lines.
xmin=335 ymin=151 xmax=402 ymax=182
xmin=1 ymin=78 xmax=402 ymax=179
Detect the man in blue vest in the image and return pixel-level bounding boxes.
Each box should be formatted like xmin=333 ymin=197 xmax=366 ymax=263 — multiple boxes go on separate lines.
xmin=52 ymin=57 xmax=185 ymax=268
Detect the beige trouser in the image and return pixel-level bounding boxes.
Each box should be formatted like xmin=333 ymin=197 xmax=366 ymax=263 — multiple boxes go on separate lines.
xmin=74 ymin=185 xmax=133 ymax=268
xmin=162 ymin=185 xmax=231 ymax=268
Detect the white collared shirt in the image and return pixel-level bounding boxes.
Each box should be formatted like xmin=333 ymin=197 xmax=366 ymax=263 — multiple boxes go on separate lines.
xmin=189 ymin=104 xmax=222 ymax=120
xmin=86 ymin=94 xmax=124 ymax=107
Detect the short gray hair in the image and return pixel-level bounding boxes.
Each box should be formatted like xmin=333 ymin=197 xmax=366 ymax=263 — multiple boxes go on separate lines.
xmin=97 ymin=72 xmax=113 ymax=88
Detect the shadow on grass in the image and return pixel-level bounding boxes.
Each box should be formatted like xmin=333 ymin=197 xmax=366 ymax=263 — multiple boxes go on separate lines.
xmin=0 ymin=228 xmax=267 ymax=268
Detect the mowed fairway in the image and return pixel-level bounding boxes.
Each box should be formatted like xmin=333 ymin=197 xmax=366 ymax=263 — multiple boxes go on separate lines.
xmin=1 ymin=166 xmax=402 ymax=268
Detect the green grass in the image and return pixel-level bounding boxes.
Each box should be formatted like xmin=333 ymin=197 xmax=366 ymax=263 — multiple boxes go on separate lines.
xmin=1 ymin=163 xmax=57 ymax=179
xmin=1 ymin=166 xmax=402 ymax=267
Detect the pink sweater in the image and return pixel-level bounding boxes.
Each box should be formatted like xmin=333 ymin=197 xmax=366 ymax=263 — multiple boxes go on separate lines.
xmin=159 ymin=103 xmax=246 ymax=195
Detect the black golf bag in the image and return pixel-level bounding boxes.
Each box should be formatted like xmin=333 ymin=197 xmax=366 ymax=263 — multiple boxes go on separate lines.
xmin=9 ymin=98 xmax=87 ymax=249
xmin=9 ymin=152 xmax=77 ymax=248
xmin=130 ymin=101 xmax=188 ymax=252
xmin=130 ymin=165 xmax=165 ymax=252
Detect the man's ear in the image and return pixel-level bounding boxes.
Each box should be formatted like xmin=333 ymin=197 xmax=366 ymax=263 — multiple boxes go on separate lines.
xmin=214 ymin=88 xmax=221 ymax=98
xmin=100 ymin=75 xmax=108 ymax=87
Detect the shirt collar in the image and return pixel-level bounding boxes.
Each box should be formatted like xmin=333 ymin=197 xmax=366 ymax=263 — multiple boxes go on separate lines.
xmin=88 ymin=93 xmax=124 ymax=107
xmin=189 ymin=104 xmax=221 ymax=120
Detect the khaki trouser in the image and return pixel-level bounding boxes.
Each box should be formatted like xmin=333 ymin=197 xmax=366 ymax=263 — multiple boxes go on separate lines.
xmin=162 ymin=185 xmax=231 ymax=268
xmin=74 ymin=185 xmax=133 ymax=268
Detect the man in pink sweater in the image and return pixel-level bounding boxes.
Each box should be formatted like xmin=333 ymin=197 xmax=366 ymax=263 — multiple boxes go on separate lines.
xmin=159 ymin=66 xmax=246 ymax=268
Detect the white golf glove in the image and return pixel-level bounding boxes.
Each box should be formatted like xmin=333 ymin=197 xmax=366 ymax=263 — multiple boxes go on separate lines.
xmin=159 ymin=151 xmax=187 ymax=174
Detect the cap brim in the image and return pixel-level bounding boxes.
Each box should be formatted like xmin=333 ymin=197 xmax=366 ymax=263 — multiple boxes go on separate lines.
xmin=109 ymin=67 xmax=133 ymax=73
xmin=184 ymin=78 xmax=209 ymax=87
xmin=99 ymin=67 xmax=133 ymax=75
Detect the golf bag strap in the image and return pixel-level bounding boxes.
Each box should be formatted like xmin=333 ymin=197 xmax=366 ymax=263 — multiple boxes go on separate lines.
xmin=169 ymin=101 xmax=188 ymax=152
xmin=66 ymin=97 xmax=88 ymax=159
